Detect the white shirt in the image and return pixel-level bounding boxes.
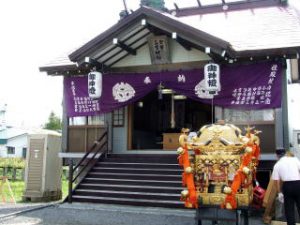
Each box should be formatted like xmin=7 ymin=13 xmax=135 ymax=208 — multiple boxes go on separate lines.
xmin=272 ymin=156 xmax=300 ymax=181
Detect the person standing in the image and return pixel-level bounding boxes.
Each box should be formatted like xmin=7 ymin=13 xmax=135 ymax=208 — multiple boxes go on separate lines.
xmin=272 ymin=150 xmax=300 ymax=225
xmin=263 ymin=149 xmax=286 ymax=224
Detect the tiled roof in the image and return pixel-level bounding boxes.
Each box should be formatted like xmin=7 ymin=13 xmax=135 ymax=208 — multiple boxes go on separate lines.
xmin=39 ymin=50 xmax=77 ymax=74
xmin=176 ymin=4 xmax=300 ymax=51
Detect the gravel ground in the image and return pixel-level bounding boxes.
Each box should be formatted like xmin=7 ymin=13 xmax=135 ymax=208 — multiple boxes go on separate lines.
xmin=0 ymin=202 xmax=267 ymax=225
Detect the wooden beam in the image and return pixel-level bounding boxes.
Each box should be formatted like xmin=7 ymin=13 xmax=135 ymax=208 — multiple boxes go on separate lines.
xmin=95 ymin=26 xmax=147 ymax=61
xmin=147 ymin=24 xmax=193 ymax=51
xmin=114 ymin=39 xmax=137 ymax=55
xmin=108 ymin=41 xmax=148 ymax=67
xmin=176 ymin=36 xmax=192 ymax=51
xmin=103 ymin=31 xmax=151 ymax=64
xmin=83 ymin=57 xmax=108 ymax=71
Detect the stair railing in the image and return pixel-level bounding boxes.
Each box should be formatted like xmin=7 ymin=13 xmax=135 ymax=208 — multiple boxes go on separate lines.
xmin=68 ymin=128 xmax=108 ymax=203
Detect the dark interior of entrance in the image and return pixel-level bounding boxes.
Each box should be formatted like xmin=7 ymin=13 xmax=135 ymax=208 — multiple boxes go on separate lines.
xmin=132 ymin=90 xmax=212 ymax=149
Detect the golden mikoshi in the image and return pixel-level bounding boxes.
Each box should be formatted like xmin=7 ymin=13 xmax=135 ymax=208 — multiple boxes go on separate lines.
xmin=177 ymin=123 xmax=261 ymax=209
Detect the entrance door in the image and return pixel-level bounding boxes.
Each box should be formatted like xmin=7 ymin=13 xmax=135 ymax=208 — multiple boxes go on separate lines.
xmin=130 ymin=90 xmax=212 ymax=150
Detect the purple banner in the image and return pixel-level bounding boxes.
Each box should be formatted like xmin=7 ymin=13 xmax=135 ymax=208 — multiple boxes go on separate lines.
xmin=64 ymin=61 xmax=282 ymax=117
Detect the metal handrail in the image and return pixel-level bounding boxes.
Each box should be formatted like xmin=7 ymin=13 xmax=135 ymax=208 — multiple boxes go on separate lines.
xmin=72 ymin=141 xmax=107 ymax=182
xmin=68 ymin=128 xmax=108 ymax=203
xmin=73 ymin=131 xmax=108 ymax=172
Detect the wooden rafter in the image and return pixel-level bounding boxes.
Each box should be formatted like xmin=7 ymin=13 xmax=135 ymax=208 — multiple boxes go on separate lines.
xmin=175 ymin=36 xmax=192 ymax=51
xmin=147 ymin=23 xmax=193 ymax=51
xmin=103 ymin=31 xmax=151 ymax=64
xmin=114 ymin=39 xmax=137 ymax=55
xmin=81 ymin=57 xmax=108 ymax=71
xmin=108 ymin=41 xmax=148 ymax=67
xmin=94 ymin=26 xmax=147 ymax=61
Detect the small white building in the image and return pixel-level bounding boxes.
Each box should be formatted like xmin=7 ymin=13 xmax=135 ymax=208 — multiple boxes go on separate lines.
xmin=0 ymin=127 xmax=28 ymax=158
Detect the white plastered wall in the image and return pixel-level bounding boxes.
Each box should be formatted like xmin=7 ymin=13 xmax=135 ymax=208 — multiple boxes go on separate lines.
xmin=112 ymin=39 xmax=210 ymax=68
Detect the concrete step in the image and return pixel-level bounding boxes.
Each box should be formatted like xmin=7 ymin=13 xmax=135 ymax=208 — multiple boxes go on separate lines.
xmin=103 ymin=155 xmax=178 ymax=164
xmin=87 ymin=172 xmax=182 ymax=181
xmin=77 ymin=183 xmax=182 ymax=194
xmin=71 ymin=195 xmax=184 ymax=208
xmin=83 ymin=177 xmax=182 ymax=187
xmin=96 ymin=161 xmax=180 ymax=169
xmin=71 ymin=154 xmax=183 ymax=208
xmin=74 ymin=189 xmax=181 ymax=201
xmin=91 ymin=167 xmax=182 ymax=175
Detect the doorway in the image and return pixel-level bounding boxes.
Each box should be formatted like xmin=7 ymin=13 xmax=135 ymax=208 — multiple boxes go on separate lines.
xmin=130 ymin=90 xmax=212 ymax=150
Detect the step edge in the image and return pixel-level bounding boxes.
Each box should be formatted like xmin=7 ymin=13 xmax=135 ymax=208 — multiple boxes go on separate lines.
xmin=92 ymin=167 xmax=181 ymax=172
xmin=72 ymin=195 xmax=183 ymax=204
xmin=88 ymin=172 xmax=181 ymax=177
xmin=98 ymin=162 xmax=179 ymax=166
xmin=79 ymin=183 xmax=182 ymax=190
xmin=84 ymin=177 xmax=182 ymax=183
xmin=75 ymin=189 xmax=181 ymax=196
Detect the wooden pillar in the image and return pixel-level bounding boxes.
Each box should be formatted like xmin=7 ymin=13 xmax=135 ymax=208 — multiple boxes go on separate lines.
xmin=281 ymin=61 xmax=290 ymax=149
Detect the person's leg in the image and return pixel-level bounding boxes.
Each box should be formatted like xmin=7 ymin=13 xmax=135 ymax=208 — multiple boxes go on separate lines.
xmin=293 ymin=181 xmax=300 ymax=222
xmin=283 ymin=183 xmax=296 ymax=225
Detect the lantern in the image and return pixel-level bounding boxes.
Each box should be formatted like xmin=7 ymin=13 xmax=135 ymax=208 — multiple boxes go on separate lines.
xmin=88 ymin=71 xmax=102 ymax=99
xmin=204 ymin=63 xmax=221 ymax=92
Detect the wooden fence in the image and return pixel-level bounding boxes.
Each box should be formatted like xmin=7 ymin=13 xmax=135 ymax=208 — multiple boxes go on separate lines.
xmin=0 ymin=167 xmax=25 ymax=181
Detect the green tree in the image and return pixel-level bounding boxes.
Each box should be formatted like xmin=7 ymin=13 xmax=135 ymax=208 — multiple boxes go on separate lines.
xmin=44 ymin=111 xmax=62 ymax=131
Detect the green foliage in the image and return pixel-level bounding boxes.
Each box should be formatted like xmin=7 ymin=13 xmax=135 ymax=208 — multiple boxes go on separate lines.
xmin=1 ymin=180 xmax=25 ymax=203
xmin=61 ymin=179 xmax=68 ymax=200
xmin=44 ymin=111 xmax=62 ymax=131
xmin=0 ymin=157 xmax=25 ymax=168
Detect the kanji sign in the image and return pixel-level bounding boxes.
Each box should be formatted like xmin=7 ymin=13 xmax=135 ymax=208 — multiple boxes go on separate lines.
xmin=88 ymin=71 xmax=102 ymax=99
xmin=204 ymin=63 xmax=221 ymax=92
xmin=148 ymin=36 xmax=170 ymax=64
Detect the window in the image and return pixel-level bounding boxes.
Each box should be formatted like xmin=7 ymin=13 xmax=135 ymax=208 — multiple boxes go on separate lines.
xmin=88 ymin=115 xmax=105 ymax=125
xmin=22 ymin=147 xmax=27 ymax=158
xmin=69 ymin=115 xmax=105 ymax=126
xmin=69 ymin=116 xmax=86 ymax=125
xmin=7 ymin=146 xmax=15 ymax=155
xmin=113 ymin=108 xmax=125 ymax=127
xmin=223 ymin=109 xmax=274 ymax=123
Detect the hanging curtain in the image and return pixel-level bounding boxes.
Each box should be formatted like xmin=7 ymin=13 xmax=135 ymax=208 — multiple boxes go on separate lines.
xmin=64 ymin=61 xmax=282 ymax=117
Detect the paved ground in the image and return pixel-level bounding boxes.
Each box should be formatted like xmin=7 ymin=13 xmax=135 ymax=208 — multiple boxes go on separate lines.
xmin=0 ymin=202 xmax=268 ymax=225
xmin=0 ymin=202 xmax=55 ymax=218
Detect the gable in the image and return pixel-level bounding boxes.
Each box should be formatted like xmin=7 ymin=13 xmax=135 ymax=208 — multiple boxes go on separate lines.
xmin=68 ymin=7 xmax=228 ymax=69
xmin=112 ymin=38 xmax=211 ymax=68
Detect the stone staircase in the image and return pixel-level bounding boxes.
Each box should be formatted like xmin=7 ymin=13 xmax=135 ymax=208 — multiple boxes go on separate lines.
xmin=71 ymin=154 xmax=184 ymax=208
